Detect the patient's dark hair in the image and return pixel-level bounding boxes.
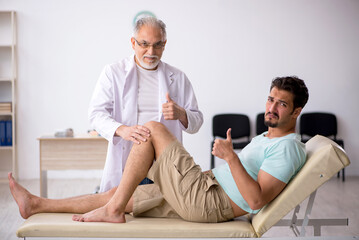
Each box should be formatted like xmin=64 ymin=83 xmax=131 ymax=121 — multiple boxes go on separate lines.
xmin=270 ymin=76 xmax=309 ymax=110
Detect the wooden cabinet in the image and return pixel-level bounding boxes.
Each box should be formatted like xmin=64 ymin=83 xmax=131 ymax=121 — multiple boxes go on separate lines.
xmin=0 ymin=11 xmax=17 ymax=180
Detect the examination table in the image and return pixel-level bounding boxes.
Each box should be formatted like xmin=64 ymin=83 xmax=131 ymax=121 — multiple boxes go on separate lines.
xmin=16 ymin=135 xmax=350 ymax=239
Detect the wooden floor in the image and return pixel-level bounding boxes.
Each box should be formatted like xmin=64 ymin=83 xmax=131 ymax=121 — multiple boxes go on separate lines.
xmin=0 ymin=176 xmax=358 ymax=239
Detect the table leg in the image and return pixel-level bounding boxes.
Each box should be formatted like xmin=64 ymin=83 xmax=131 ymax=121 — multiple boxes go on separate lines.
xmin=40 ymin=170 xmax=48 ymax=198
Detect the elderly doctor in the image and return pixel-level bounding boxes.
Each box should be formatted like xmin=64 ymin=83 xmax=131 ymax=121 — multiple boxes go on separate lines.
xmin=88 ymin=17 xmax=203 ymax=192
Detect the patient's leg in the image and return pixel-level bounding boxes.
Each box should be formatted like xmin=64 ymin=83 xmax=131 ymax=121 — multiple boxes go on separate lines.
xmin=73 ymin=121 xmax=176 ymax=223
xmin=8 ymin=172 xmax=131 ymax=219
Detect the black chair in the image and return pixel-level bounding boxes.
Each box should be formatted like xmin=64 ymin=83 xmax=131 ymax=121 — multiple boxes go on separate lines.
xmin=299 ymin=112 xmax=345 ymax=181
xmin=256 ymin=112 xmax=267 ymax=135
xmin=210 ymin=114 xmax=250 ymax=168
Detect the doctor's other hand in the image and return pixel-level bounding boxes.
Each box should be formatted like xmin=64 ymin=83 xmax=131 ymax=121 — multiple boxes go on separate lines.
xmin=212 ymin=128 xmax=236 ymax=162
xmin=115 ymin=125 xmax=151 ymax=145
xmin=162 ymin=93 xmax=188 ymax=128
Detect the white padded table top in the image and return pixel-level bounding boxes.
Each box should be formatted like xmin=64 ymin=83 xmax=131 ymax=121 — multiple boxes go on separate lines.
xmin=17 ymin=213 xmax=256 ymax=238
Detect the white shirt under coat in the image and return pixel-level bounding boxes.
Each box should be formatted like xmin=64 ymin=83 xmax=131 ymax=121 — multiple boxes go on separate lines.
xmin=88 ymin=55 xmax=204 ymax=192
xmin=136 ymin=64 xmax=159 ymax=125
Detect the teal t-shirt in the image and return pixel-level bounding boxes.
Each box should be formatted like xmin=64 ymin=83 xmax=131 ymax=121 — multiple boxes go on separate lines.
xmin=212 ymin=132 xmax=306 ymax=214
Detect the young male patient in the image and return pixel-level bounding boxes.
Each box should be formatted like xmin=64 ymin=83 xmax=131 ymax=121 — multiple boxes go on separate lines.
xmin=9 ymin=76 xmax=309 ymax=223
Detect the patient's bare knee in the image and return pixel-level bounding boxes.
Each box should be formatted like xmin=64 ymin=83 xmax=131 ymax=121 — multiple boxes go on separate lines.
xmin=144 ymin=121 xmax=167 ymax=133
xmin=144 ymin=122 xmax=176 ymax=148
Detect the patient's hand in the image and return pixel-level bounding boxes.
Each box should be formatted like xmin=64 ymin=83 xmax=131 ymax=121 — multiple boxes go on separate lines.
xmin=212 ymin=128 xmax=237 ymax=163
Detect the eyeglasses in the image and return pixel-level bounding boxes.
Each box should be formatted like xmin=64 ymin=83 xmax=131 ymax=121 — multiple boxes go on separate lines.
xmin=134 ymin=38 xmax=165 ymax=49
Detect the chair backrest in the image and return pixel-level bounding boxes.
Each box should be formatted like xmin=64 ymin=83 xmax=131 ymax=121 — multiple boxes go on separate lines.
xmin=256 ymin=112 xmax=267 ymax=135
xmin=300 ymin=112 xmax=338 ymax=139
xmin=251 ymin=135 xmax=350 ymax=237
xmin=212 ymin=114 xmax=250 ymax=139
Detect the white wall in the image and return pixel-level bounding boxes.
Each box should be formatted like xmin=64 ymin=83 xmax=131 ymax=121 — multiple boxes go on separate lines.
xmin=1 ymin=0 xmax=358 ymax=179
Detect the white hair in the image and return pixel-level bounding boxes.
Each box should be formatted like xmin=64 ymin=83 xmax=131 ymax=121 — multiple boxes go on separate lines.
xmin=133 ymin=16 xmax=167 ymax=41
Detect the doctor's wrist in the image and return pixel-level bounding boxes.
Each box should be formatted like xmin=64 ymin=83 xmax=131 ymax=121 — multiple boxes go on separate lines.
xmin=179 ymin=109 xmax=188 ymax=129
xmin=115 ymin=125 xmax=127 ymax=137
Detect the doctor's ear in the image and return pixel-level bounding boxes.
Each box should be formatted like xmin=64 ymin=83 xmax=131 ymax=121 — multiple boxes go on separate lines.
xmin=131 ymin=37 xmax=136 ymax=49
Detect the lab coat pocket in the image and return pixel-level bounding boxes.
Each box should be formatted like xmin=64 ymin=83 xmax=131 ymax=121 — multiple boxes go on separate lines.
xmin=169 ymin=95 xmax=178 ymax=102
xmin=166 ymin=90 xmax=178 ymax=103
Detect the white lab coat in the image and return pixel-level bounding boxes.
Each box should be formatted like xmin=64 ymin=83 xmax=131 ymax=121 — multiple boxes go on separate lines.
xmin=88 ymin=55 xmax=203 ymax=192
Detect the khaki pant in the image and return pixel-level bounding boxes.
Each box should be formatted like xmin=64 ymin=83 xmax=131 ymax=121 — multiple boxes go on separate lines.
xmin=133 ymin=140 xmax=234 ymax=223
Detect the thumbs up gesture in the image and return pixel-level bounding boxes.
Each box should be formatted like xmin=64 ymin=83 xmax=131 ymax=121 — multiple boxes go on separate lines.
xmin=162 ymin=92 xmax=188 ymax=128
xmin=212 ymin=128 xmax=236 ymax=161
xmin=166 ymin=92 xmax=174 ymax=104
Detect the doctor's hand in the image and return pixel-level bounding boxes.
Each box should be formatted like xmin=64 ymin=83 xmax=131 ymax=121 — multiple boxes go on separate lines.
xmin=115 ymin=125 xmax=151 ymax=145
xmin=212 ymin=128 xmax=237 ymax=163
xmin=162 ymin=93 xmax=188 ymax=128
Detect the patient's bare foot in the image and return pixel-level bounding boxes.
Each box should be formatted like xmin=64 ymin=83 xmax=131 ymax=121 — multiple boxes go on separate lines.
xmin=72 ymin=204 xmax=126 ymax=223
xmin=8 ymin=172 xmax=38 ymax=219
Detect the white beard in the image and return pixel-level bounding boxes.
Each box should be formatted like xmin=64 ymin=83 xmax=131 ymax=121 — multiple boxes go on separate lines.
xmin=136 ymin=55 xmax=160 ymax=70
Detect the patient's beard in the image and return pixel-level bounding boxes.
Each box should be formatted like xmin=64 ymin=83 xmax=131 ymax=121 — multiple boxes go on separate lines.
xmin=264 ymin=120 xmax=278 ymax=128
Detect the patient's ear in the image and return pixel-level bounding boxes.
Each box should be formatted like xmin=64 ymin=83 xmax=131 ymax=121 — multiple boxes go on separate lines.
xmin=292 ymin=107 xmax=302 ymax=118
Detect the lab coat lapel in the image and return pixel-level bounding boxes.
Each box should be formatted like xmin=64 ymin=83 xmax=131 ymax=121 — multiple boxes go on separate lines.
xmin=123 ymin=56 xmax=138 ymax=126
xmin=158 ymin=61 xmax=174 ymax=120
